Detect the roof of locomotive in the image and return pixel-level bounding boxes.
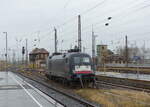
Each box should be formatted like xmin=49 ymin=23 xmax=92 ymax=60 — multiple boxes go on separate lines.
xmin=48 ymin=52 xmax=91 ymax=60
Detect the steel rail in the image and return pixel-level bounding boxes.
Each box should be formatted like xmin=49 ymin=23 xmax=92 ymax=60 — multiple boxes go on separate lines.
xmin=96 ymin=80 xmax=150 ymax=93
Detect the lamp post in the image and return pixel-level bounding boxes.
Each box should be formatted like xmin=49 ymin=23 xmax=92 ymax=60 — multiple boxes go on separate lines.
xmin=3 ymin=32 xmax=8 ymax=72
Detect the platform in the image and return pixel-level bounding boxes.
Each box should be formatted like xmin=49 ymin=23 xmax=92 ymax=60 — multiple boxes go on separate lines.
xmin=0 ymin=71 xmax=64 ymax=107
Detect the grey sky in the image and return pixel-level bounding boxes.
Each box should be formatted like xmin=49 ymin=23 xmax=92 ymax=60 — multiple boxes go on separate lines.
xmin=0 ymin=0 xmax=150 ymax=59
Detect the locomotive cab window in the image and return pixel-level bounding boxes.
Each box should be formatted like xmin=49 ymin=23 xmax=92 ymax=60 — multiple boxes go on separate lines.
xmin=74 ymin=57 xmax=90 ymax=64
xmin=82 ymin=57 xmax=90 ymax=63
xmin=74 ymin=57 xmax=80 ymax=64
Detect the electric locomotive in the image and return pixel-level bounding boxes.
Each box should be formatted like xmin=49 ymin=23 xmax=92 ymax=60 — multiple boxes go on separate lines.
xmin=46 ymin=49 xmax=95 ymax=83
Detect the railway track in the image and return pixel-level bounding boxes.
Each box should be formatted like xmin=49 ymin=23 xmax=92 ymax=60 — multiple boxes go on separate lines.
xmin=97 ymin=66 xmax=150 ymax=74
xmin=31 ymin=70 xmax=150 ymax=93
xmin=96 ymin=78 xmax=150 ymax=93
xmin=13 ymin=71 xmax=99 ymax=107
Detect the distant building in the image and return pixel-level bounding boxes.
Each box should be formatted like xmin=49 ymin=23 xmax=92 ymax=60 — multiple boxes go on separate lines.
xmin=97 ymin=45 xmax=108 ymax=57
xmin=97 ymin=45 xmax=114 ymax=65
xmin=29 ymin=48 xmax=49 ymax=68
xmin=105 ymin=54 xmax=125 ymax=64
xmin=0 ymin=60 xmax=6 ymax=70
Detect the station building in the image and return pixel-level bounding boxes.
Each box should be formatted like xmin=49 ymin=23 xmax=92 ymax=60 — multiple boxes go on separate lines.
xmin=29 ymin=48 xmax=49 ymax=68
xmin=96 ymin=45 xmax=125 ymax=66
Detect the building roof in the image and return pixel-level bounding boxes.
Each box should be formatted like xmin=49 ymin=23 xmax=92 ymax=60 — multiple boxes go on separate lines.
xmin=29 ymin=48 xmax=49 ymax=55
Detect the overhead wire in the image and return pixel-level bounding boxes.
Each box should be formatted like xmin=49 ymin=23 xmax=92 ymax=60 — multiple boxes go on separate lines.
xmin=59 ymin=0 xmax=147 ymax=34
xmin=15 ymin=0 xmax=149 ymax=52
xmin=40 ymin=0 xmax=108 ymax=43
xmin=5 ymin=0 xmax=140 ymax=48
xmin=39 ymin=0 xmax=131 ymax=42
xmin=110 ymin=1 xmax=150 ymax=27
xmin=80 ymin=0 xmax=108 ymax=15
xmin=55 ymin=0 xmax=108 ymax=30
xmin=60 ymin=0 xmax=150 ymax=40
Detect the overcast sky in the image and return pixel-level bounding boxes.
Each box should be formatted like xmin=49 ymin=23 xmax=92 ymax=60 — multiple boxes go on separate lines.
xmin=0 ymin=0 xmax=150 ymax=59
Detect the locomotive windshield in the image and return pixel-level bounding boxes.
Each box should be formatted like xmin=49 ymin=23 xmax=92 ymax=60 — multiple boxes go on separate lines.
xmin=74 ymin=57 xmax=90 ymax=64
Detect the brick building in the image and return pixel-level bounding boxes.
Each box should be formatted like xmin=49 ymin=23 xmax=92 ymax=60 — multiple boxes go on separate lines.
xmin=29 ymin=48 xmax=49 ymax=68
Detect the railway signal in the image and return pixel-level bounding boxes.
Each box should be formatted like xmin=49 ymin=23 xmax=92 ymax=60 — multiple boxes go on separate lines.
xmin=3 ymin=32 xmax=8 ymax=72
xmin=22 ymin=46 xmax=25 ymax=65
xmin=22 ymin=46 xmax=25 ymax=55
